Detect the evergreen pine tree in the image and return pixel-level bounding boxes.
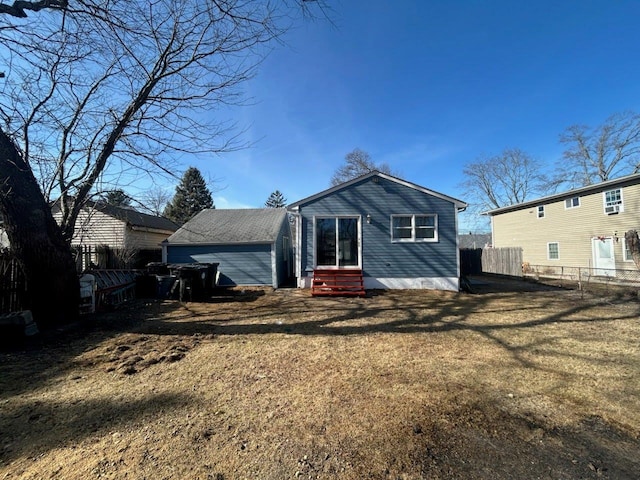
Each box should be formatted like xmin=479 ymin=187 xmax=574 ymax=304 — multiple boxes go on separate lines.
xmin=164 ymin=167 xmax=214 ymax=224
xmin=265 ymin=190 xmax=287 ymax=208
xmin=101 ymin=189 xmax=132 ymax=207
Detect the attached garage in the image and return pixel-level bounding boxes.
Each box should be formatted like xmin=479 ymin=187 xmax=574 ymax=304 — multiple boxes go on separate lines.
xmin=162 ymin=208 xmax=292 ymax=288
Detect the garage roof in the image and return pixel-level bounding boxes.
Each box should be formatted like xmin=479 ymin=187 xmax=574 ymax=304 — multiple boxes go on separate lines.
xmin=164 ymin=208 xmax=288 ymax=245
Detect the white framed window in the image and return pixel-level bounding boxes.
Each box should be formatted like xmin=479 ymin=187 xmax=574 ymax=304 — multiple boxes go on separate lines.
xmin=564 ymin=197 xmax=580 ymax=209
xmin=623 ymin=238 xmax=634 ymax=262
xmin=537 ymin=205 xmax=545 ymax=218
xmin=391 ymin=214 xmax=438 ymax=242
xmin=604 ymin=188 xmax=623 ymax=214
xmin=547 ymin=242 xmax=559 ymax=260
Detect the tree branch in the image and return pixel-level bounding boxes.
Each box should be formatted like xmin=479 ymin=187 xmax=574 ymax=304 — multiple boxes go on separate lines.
xmin=0 ymin=0 xmax=67 ymax=18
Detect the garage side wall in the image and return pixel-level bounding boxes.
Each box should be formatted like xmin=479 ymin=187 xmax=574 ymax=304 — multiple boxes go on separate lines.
xmin=166 ymin=244 xmax=273 ymax=286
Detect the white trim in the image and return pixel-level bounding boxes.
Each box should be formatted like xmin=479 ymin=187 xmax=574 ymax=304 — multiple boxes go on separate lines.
xmin=622 ymin=237 xmax=634 ymax=262
xmin=289 ymin=171 xmax=467 ymax=210
xmin=163 ymin=241 xmax=275 ymax=246
xmin=454 ymin=204 xmax=461 ymax=278
xmin=547 ymin=241 xmax=560 ymax=260
xmin=270 ymin=243 xmax=277 ymax=288
xmin=390 ymin=214 xmax=438 ymax=243
xmin=130 ymin=226 xmax=176 ymax=235
xmin=564 ymin=196 xmax=580 ymax=209
xmin=299 ymin=275 xmax=312 ymax=288
xmin=294 ymin=213 xmax=301 ymax=281
xmin=537 ymin=205 xmax=545 ymax=218
xmin=603 ymin=188 xmax=624 ymax=214
xmin=299 ymin=275 xmax=459 ymax=291
xmin=365 ymin=277 xmax=459 ymax=291
xmin=591 ymin=236 xmax=616 ymax=276
xmin=485 ymin=171 xmax=640 ymax=216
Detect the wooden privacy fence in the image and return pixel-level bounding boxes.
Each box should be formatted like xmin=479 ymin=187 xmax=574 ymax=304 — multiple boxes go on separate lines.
xmin=72 ymin=245 xmax=161 ymax=271
xmin=460 ymin=248 xmax=483 ymax=275
xmin=0 ymin=251 xmax=28 ymax=314
xmin=0 ymin=246 xmax=162 ymax=315
xmin=481 ymin=247 xmax=523 ymax=277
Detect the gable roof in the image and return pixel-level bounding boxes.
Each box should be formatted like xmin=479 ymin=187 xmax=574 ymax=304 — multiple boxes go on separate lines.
xmin=484 ymin=172 xmax=640 ymax=216
xmin=91 ymin=203 xmax=179 ymax=232
xmin=164 ymin=208 xmax=288 ymax=245
xmin=51 ymin=200 xmax=179 ymax=233
xmin=288 ymin=170 xmax=467 ymax=210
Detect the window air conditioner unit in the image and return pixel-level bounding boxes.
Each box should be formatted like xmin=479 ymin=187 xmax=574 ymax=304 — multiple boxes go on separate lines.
xmin=605 ymin=204 xmax=621 ymax=215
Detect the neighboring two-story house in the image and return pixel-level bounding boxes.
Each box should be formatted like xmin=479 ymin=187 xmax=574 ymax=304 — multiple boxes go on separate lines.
xmin=485 ymin=173 xmax=640 ymax=275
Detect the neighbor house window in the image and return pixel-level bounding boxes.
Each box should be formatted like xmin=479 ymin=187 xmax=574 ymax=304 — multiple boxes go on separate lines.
xmin=391 ymin=214 xmax=437 ymax=242
xmin=564 ymin=197 xmax=580 ymax=209
xmin=623 ymin=238 xmax=634 ymax=262
xmin=604 ymin=188 xmax=623 ymax=213
xmin=537 ymin=206 xmax=545 ymax=218
xmin=547 ymin=242 xmax=559 ymax=260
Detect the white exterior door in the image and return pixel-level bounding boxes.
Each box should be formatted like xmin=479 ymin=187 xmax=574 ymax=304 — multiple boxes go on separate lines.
xmin=592 ymin=237 xmax=616 ymax=276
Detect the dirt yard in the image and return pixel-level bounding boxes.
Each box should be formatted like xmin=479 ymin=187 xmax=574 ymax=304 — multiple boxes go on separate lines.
xmin=1 ymin=279 xmax=639 ymax=479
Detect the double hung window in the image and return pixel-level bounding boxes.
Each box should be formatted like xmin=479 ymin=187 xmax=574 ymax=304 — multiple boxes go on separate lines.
xmin=391 ymin=214 xmax=437 ymax=242
xmin=564 ymin=197 xmax=580 ymax=209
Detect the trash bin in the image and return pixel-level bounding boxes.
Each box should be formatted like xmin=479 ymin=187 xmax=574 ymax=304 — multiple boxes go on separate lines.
xmin=156 ymin=275 xmax=176 ymax=298
xmin=147 ymin=262 xmax=170 ymax=275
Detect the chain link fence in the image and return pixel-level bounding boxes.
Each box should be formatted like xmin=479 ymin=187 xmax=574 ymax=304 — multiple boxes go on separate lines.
xmin=523 ymin=263 xmax=640 ymax=298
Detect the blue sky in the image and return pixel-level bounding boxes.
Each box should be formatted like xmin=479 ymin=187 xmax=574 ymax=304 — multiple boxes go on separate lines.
xmin=158 ymin=1 xmax=640 ymax=229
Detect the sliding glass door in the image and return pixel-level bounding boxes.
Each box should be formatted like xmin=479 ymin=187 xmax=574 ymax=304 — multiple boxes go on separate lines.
xmin=315 ymin=216 xmax=360 ymax=268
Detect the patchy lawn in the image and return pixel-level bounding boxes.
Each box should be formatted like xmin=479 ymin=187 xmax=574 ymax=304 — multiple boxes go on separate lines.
xmin=1 ymin=283 xmax=639 ymax=479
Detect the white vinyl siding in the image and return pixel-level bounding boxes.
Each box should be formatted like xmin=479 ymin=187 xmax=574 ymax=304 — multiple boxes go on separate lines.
xmin=126 ymin=229 xmax=173 ymax=249
xmin=491 ymin=181 xmax=640 ymax=270
xmin=53 ymin=208 xmax=172 ymax=250
xmin=65 ymin=209 xmax=128 ymax=248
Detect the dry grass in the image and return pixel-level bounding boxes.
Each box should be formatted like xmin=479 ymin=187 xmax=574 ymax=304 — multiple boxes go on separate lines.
xmin=1 ymin=282 xmax=639 ymax=479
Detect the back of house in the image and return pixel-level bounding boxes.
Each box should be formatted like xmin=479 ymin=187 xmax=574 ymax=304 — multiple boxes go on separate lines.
xmin=288 ymin=171 xmax=467 ymax=292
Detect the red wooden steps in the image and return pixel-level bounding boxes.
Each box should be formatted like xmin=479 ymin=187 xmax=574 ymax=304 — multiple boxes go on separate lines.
xmin=311 ymin=269 xmax=365 ymax=297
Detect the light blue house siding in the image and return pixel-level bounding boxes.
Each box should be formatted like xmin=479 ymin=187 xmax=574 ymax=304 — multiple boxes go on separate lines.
xmin=290 ymin=173 xmax=465 ymax=291
xmin=163 ymin=209 xmax=292 ymax=288
xmin=166 ymin=244 xmax=273 ymax=286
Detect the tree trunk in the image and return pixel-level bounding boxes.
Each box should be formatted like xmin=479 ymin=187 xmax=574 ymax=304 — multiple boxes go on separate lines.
xmin=0 ymin=130 xmax=79 ymax=327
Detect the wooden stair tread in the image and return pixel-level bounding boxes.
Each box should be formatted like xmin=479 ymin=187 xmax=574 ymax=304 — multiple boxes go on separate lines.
xmin=311 ymin=269 xmax=365 ymax=297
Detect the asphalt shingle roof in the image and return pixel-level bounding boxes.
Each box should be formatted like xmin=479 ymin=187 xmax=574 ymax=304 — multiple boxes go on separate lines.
xmin=165 ymin=208 xmax=287 ymax=245
xmin=95 ymin=203 xmax=179 ymax=232
xmin=50 ymin=200 xmax=179 ymax=232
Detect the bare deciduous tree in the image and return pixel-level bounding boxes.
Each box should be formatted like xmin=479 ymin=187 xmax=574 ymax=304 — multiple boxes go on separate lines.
xmin=0 ymin=0 xmax=326 ymax=325
xmin=462 ymin=148 xmax=549 ymax=212
xmin=557 ymin=111 xmax=640 ymax=188
xmin=330 ymin=148 xmax=394 ymax=186
xmin=0 ymin=0 xmax=67 ymax=18
xmin=136 ymin=187 xmax=174 ymax=217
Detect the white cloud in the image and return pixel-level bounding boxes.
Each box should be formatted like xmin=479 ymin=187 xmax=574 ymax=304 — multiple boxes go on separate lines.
xmin=214 ymin=196 xmax=256 ymax=209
